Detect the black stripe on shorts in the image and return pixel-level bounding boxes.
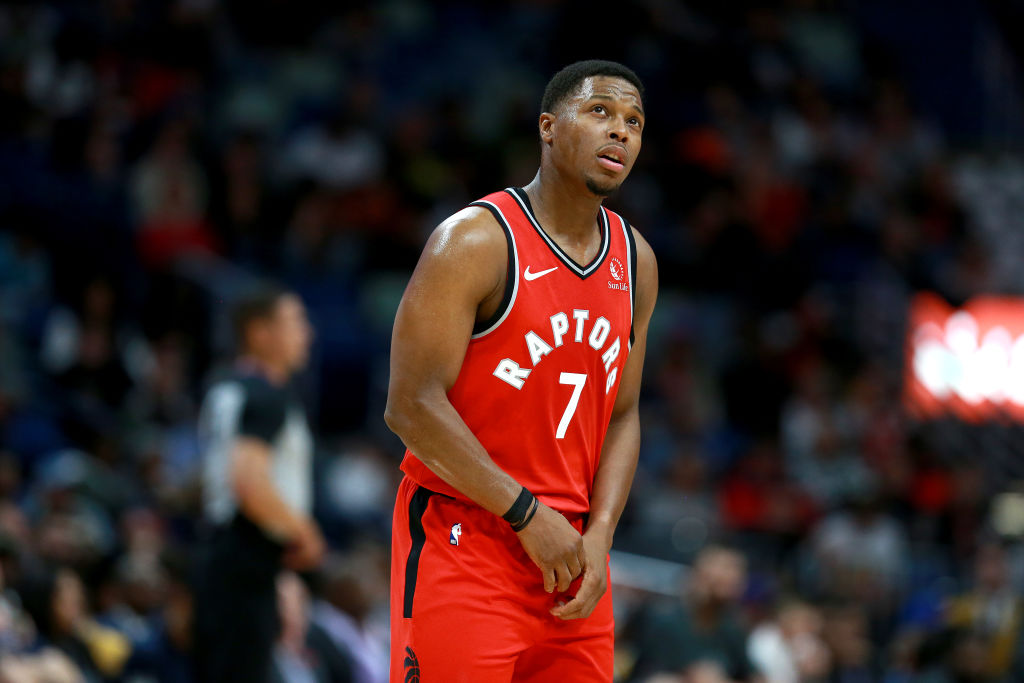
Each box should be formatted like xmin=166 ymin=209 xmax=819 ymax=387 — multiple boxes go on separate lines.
xmin=403 ymin=486 xmax=435 ymax=618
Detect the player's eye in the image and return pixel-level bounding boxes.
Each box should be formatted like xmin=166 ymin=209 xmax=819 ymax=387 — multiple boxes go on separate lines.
xmin=592 ymin=105 xmax=605 ymax=114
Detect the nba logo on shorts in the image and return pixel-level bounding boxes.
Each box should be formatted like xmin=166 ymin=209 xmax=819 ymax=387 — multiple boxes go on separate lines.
xmin=449 ymin=523 xmax=462 ymax=546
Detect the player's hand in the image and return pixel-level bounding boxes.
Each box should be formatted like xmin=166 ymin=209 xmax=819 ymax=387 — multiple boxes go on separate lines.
xmin=283 ymin=516 xmax=325 ymax=570
xmin=515 ymin=502 xmax=584 ymax=593
xmin=550 ymin=529 xmax=609 ymax=620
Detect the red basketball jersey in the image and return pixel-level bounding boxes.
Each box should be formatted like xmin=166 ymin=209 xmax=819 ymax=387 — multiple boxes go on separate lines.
xmin=400 ymin=188 xmax=638 ymax=516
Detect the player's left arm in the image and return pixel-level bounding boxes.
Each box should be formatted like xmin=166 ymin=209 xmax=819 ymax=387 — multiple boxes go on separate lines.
xmin=552 ymin=227 xmax=658 ymax=620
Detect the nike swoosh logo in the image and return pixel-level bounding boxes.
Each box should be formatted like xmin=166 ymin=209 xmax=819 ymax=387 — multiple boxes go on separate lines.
xmin=523 ymin=266 xmax=558 ymax=281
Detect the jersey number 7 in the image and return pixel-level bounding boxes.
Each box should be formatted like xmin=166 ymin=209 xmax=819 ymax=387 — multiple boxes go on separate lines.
xmin=556 ymin=372 xmax=587 ymax=439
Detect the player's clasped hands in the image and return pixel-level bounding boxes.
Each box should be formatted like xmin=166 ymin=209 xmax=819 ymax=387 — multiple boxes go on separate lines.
xmin=515 ymin=501 xmax=610 ymax=621
xmin=549 ymin=530 xmax=608 ymax=621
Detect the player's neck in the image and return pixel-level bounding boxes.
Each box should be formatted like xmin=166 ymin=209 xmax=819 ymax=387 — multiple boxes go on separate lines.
xmin=522 ymin=170 xmax=604 ymax=242
xmin=238 ymin=353 xmax=290 ymax=385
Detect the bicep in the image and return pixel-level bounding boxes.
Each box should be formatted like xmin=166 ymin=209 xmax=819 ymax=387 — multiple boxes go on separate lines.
xmin=388 ymin=211 xmax=506 ymax=399
xmin=232 ymin=436 xmax=273 ymax=494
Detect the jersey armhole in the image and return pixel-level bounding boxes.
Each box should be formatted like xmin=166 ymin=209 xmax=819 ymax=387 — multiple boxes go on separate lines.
xmin=623 ymin=218 xmax=638 ymax=347
xmin=469 ymin=200 xmax=519 ymax=338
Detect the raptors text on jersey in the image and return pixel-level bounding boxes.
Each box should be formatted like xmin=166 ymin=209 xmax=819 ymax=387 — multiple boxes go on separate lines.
xmin=401 ymin=188 xmax=638 ymax=516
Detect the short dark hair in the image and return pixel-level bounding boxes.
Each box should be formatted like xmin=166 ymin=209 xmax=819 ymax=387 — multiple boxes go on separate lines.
xmin=232 ymin=283 xmax=289 ymax=349
xmin=541 ymin=59 xmax=644 ymax=114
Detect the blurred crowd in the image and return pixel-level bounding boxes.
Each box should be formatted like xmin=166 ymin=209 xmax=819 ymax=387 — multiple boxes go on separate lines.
xmin=0 ymin=0 xmax=1023 ymax=681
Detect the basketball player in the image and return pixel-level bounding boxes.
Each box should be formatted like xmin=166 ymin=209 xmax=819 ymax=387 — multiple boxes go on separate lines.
xmin=193 ymin=286 xmax=325 ymax=683
xmin=385 ymin=60 xmax=657 ymax=681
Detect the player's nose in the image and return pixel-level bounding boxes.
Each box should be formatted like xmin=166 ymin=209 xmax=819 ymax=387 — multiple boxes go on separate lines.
xmin=608 ymin=117 xmax=629 ymax=144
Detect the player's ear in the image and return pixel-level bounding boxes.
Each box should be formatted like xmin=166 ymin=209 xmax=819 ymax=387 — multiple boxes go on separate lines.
xmin=539 ymin=112 xmax=555 ymax=146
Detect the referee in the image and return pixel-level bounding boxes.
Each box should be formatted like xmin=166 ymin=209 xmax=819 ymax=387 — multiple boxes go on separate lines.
xmin=193 ymin=285 xmax=325 ymax=683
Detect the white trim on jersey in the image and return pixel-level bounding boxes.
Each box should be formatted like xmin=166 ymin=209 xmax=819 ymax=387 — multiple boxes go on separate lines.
xmin=471 ymin=199 xmax=520 ymax=340
xmin=198 ymin=381 xmax=244 ymax=525
xmin=506 ymin=188 xmax=611 ymax=278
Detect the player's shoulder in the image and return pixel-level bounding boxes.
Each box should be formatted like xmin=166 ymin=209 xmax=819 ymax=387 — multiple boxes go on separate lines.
xmin=424 ymin=204 xmax=508 ymax=264
xmin=239 ymin=376 xmax=290 ymax=432
xmin=605 ymin=207 xmax=655 ymax=268
xmin=622 ymin=221 xmax=657 ymax=289
xmin=415 ymin=204 xmax=510 ymax=297
xmin=627 ymin=223 xmax=656 ymax=269
xmin=625 ymin=222 xmax=658 ymax=314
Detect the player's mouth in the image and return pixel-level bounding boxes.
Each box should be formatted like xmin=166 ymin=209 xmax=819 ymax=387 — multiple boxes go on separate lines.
xmin=596 ymin=146 xmax=627 ymax=172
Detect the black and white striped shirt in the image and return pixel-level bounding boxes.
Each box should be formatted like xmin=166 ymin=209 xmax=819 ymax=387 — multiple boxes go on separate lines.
xmin=198 ymin=368 xmax=313 ymax=532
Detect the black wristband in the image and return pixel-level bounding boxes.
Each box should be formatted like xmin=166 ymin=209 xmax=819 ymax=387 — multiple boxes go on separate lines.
xmin=510 ymin=496 xmax=539 ymax=532
xmin=502 ymin=487 xmax=535 ymax=529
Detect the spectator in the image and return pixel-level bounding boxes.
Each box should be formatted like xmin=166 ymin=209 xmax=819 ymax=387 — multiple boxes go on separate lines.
xmin=209 ymin=131 xmax=278 ymax=268
xmin=945 ymin=541 xmax=1023 ymax=679
xmin=747 ymin=599 xmax=830 ymax=683
xmin=132 ymin=118 xmax=219 ymax=270
xmin=27 ymin=450 xmax=116 ymax=567
xmin=630 ymin=545 xmax=757 ymax=681
xmin=631 ymin=448 xmax=721 ymax=562
xmin=821 ymin=603 xmax=879 ymax=682
xmin=0 ymin=224 xmax=51 ymax=328
xmin=0 ymin=311 xmax=31 ymax=421
xmin=809 ymin=489 xmax=909 ymax=610
xmin=781 ymin=365 xmax=873 ymax=508
xmin=19 ymin=566 xmax=132 ymax=682
xmin=0 ymin=555 xmax=34 ymax=655
xmin=0 ymin=649 xmax=83 ymax=683
xmin=0 ymin=549 xmax=83 ymax=682
xmin=282 ymin=110 xmax=385 ymax=191
xmin=104 ymin=549 xmax=194 ymax=683
xmin=311 ymin=552 xmax=389 ymax=683
xmin=45 ymin=280 xmax=137 ymax=417
xmin=719 ymin=440 xmax=817 ymax=567
xmin=93 ymin=546 xmax=196 ymax=683
xmin=272 ymin=570 xmax=352 ymax=683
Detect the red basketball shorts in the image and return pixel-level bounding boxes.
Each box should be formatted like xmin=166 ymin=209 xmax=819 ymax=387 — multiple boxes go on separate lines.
xmin=390 ymin=476 xmax=614 ymax=682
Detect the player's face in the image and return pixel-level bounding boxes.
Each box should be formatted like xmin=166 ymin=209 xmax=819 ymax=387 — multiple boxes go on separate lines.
xmin=551 ymin=76 xmax=644 ymax=197
xmin=271 ymin=294 xmax=313 ymax=372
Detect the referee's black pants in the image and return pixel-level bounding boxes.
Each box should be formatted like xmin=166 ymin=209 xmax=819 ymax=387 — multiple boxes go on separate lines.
xmin=192 ymin=517 xmax=285 ymax=683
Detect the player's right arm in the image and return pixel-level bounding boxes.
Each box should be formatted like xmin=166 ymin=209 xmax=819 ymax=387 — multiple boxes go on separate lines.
xmin=385 ymin=207 xmax=585 ymax=593
xmin=232 ymin=437 xmax=324 ymax=570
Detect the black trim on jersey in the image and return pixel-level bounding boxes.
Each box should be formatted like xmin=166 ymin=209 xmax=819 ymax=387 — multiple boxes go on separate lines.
xmin=624 ymin=217 xmax=638 ymax=346
xmin=507 ymin=187 xmax=610 ymax=280
xmin=403 ymin=486 xmax=435 ymax=618
xmin=238 ymin=375 xmax=289 ymax=444
xmin=468 ymin=201 xmax=516 ymax=336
